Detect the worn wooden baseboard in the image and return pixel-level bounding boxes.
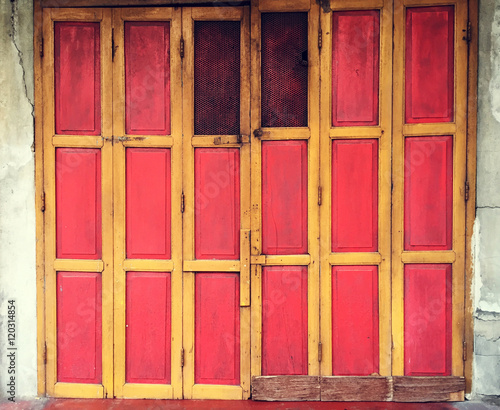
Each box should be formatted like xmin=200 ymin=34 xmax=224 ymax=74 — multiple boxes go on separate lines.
xmin=251 ymin=376 xmax=465 ymax=402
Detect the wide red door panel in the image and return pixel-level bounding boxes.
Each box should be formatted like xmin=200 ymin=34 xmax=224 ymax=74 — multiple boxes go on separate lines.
xmin=125 ymin=21 xmax=171 ymax=135
xmin=332 ymin=11 xmax=380 ymax=126
xmin=405 ymin=6 xmax=454 ymax=123
xmin=332 ymin=266 xmax=379 ymax=375
xmin=332 ymin=140 xmax=378 ymax=252
xmin=57 ymin=272 xmax=102 ymax=383
xmin=126 ymin=148 xmax=171 ymax=259
xmin=262 ymin=141 xmax=308 ymax=255
xmin=56 ymin=149 xmax=101 ymax=260
xmin=195 ymin=148 xmax=240 ymax=260
xmin=404 ymin=136 xmax=453 ymax=250
xmin=55 ymin=22 xmax=100 ymax=135
xmin=262 ymin=266 xmax=308 ymax=376
xmin=404 ymin=264 xmax=452 ymax=376
xmin=195 ymin=273 xmax=240 ymax=385
xmin=126 ymin=272 xmax=171 ymax=384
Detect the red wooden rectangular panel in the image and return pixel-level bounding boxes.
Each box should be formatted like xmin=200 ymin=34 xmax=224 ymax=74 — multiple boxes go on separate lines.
xmin=195 ymin=273 xmax=240 ymax=385
xmin=332 ymin=266 xmax=379 ymax=376
xmin=56 ymin=149 xmax=101 ymax=259
xmin=404 ymin=264 xmax=452 ymax=376
xmin=332 ymin=11 xmax=380 ymax=126
xmin=55 ymin=22 xmax=100 ymax=135
xmin=262 ymin=141 xmax=308 ymax=255
xmin=126 ymin=148 xmax=171 ymax=259
xmin=125 ymin=22 xmax=171 ymax=135
xmin=262 ymin=266 xmax=308 ymax=376
xmin=332 ymin=140 xmax=378 ymax=252
xmin=404 ymin=136 xmax=453 ymax=250
xmin=57 ymin=272 xmax=102 ymax=383
xmin=195 ymin=149 xmax=240 ymax=260
xmin=405 ymin=6 xmax=454 ymax=123
xmin=126 ymin=272 xmax=171 ymax=384
xmin=261 ymin=12 xmax=308 ymax=128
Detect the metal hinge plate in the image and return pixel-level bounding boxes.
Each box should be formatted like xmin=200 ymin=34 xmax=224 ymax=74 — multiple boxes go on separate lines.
xmin=318 ymin=342 xmax=322 ymax=362
xmin=40 ymin=37 xmax=44 ymax=58
xmin=318 ymin=28 xmax=323 ymax=49
xmin=41 ymin=192 xmax=46 ymax=213
xmin=463 ymin=21 xmax=472 ymax=43
xmin=180 ymin=37 xmax=185 ymax=59
xmin=181 ymin=348 xmax=185 ymax=367
xmin=463 ymin=341 xmax=467 ymax=361
xmin=318 ymin=186 xmax=322 ymax=206
xmin=465 ymin=181 xmax=470 ymax=202
xmin=112 ymin=28 xmax=117 ymax=61
xmin=181 ymin=192 xmax=185 ymax=214
xmin=44 ymin=342 xmax=47 ymax=365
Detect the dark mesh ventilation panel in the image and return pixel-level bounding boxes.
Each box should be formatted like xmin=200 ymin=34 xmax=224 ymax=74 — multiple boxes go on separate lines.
xmin=194 ymin=21 xmax=240 ymax=135
xmin=261 ymin=13 xmax=308 ymax=128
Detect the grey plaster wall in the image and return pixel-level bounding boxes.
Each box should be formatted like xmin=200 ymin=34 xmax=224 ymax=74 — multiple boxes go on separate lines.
xmin=0 ymin=0 xmax=37 ymax=400
xmin=473 ymin=0 xmax=500 ymax=403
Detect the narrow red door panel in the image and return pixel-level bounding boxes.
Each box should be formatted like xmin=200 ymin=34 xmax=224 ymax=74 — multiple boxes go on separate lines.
xmin=262 ymin=266 xmax=308 ymax=376
xmin=194 ymin=21 xmax=240 ymax=135
xmin=57 ymin=272 xmax=102 ymax=383
xmin=332 ymin=266 xmax=379 ymax=375
xmin=125 ymin=22 xmax=171 ymax=135
xmin=126 ymin=272 xmax=171 ymax=384
xmin=55 ymin=22 xmax=100 ymax=135
xmin=126 ymin=148 xmax=171 ymax=259
xmin=261 ymin=12 xmax=308 ymax=127
xmin=332 ymin=11 xmax=380 ymax=126
xmin=404 ymin=264 xmax=452 ymax=376
xmin=332 ymin=140 xmax=378 ymax=252
xmin=262 ymin=141 xmax=308 ymax=255
xmin=404 ymin=136 xmax=453 ymax=250
xmin=195 ymin=149 xmax=240 ymax=260
xmin=195 ymin=273 xmax=240 ymax=385
xmin=56 ymin=149 xmax=101 ymax=259
xmin=405 ymin=6 xmax=454 ymax=123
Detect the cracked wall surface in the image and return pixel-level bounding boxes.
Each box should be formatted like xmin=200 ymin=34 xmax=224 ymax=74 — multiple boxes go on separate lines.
xmin=0 ymin=0 xmax=37 ymax=399
xmin=473 ymin=0 xmax=500 ymax=401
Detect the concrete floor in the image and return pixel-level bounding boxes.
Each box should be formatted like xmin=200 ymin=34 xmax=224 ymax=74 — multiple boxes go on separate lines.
xmin=0 ymin=399 xmax=499 ymax=410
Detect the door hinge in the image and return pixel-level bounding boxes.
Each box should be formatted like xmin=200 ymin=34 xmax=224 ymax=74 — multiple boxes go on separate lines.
xmin=181 ymin=192 xmax=185 ymax=213
xmin=112 ymin=28 xmax=117 ymax=61
xmin=318 ymin=28 xmax=323 ymax=49
xmin=40 ymin=37 xmax=44 ymax=58
xmin=318 ymin=186 xmax=322 ymax=206
xmin=180 ymin=37 xmax=185 ymax=59
xmin=318 ymin=342 xmax=322 ymax=362
xmin=463 ymin=341 xmax=467 ymax=361
xmin=465 ymin=181 xmax=470 ymax=202
xmin=463 ymin=21 xmax=472 ymax=43
xmin=41 ymin=192 xmax=46 ymax=213
xmin=43 ymin=342 xmax=47 ymax=365
xmin=181 ymin=348 xmax=185 ymax=367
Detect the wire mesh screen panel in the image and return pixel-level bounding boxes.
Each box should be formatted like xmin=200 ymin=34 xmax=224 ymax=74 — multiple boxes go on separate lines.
xmin=261 ymin=13 xmax=308 ymax=128
xmin=194 ymin=21 xmax=240 ymax=135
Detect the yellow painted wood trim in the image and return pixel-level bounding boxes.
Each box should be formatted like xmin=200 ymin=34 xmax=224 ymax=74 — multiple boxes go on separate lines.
xmin=123 ymin=259 xmax=174 ymax=272
xmin=330 ymin=0 xmax=384 ymax=9
xmin=403 ymin=123 xmax=456 ymax=136
xmin=182 ymin=271 xmax=195 ymax=398
xmin=52 ymin=136 xmax=105 ymax=148
xmin=48 ymin=8 xmax=104 ymax=21
xmin=329 ymin=253 xmax=383 ymax=266
xmin=258 ymin=127 xmax=310 ymax=140
xmin=262 ymin=255 xmax=312 ymax=266
xmin=330 ymin=127 xmax=384 ymax=139
xmin=53 ymin=382 xmax=104 ymax=398
xmin=119 ymin=7 xmax=174 ymax=20
xmin=259 ymin=0 xmax=310 ymax=12
xmin=121 ymin=383 xmax=173 ymax=399
xmin=403 ymin=0 xmax=462 ymax=5
xmin=401 ymin=251 xmax=457 ymax=264
xmin=240 ymin=230 xmax=251 ymax=306
xmin=191 ymin=7 xmax=244 ymax=20
xmin=53 ymin=259 xmax=104 ymax=272
xmin=192 ymin=135 xmax=250 ymax=147
xmin=121 ymin=136 xmax=174 ymax=148
xmin=191 ymin=384 xmax=243 ymax=400
xmin=240 ymin=306 xmax=251 ymax=398
xmin=183 ymin=260 xmax=241 ymax=272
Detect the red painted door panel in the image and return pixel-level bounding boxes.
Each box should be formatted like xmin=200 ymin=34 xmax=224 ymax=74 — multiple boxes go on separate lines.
xmin=56 ymin=148 xmax=101 ymax=260
xmin=405 ymin=6 xmax=454 ymax=123
xmin=57 ymin=272 xmax=102 ymax=384
xmin=126 ymin=272 xmax=171 ymax=384
xmin=332 ymin=140 xmax=378 ymax=252
xmin=332 ymin=266 xmax=379 ymax=375
xmin=262 ymin=141 xmax=308 ymax=255
xmin=126 ymin=148 xmax=171 ymax=259
xmin=195 ymin=273 xmax=240 ymax=385
xmin=55 ymin=22 xmax=100 ymax=135
xmin=404 ymin=136 xmax=453 ymax=250
xmin=195 ymin=148 xmax=240 ymax=260
xmin=404 ymin=264 xmax=452 ymax=376
xmin=125 ymin=22 xmax=171 ymax=135
xmin=332 ymin=11 xmax=380 ymax=126
xmin=262 ymin=266 xmax=308 ymax=376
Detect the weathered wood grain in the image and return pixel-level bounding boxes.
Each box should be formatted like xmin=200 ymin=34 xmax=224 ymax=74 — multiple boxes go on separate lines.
xmin=392 ymin=376 xmax=465 ymax=402
xmin=251 ymin=376 xmax=320 ymax=401
xmin=321 ymin=376 xmax=391 ymax=402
